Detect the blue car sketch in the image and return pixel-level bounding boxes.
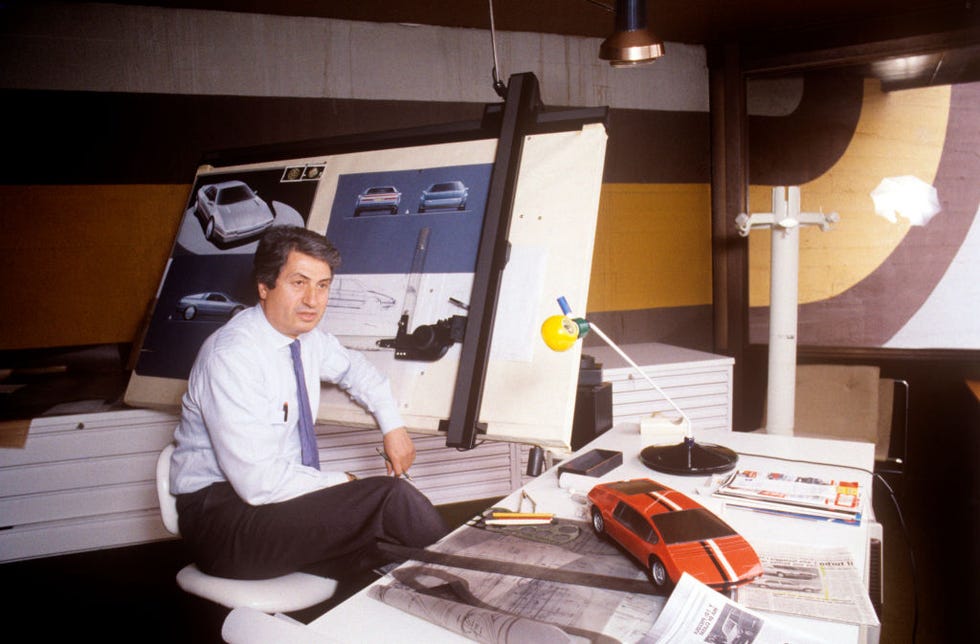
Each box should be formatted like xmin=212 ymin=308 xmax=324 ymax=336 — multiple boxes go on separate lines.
xmin=418 ymin=180 xmax=468 ymax=212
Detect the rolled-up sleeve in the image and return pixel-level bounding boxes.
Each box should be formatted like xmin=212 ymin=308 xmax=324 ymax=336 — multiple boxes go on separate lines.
xmin=314 ymin=333 xmax=404 ymax=434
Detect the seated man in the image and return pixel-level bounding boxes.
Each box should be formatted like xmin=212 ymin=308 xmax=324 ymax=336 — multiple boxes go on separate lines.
xmin=170 ymin=225 xmax=448 ymax=580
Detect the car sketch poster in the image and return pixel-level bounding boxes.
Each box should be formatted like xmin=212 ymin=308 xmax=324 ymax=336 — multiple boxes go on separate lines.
xmin=126 ymin=125 xmax=607 ymax=451
xmin=319 ymin=165 xmax=491 ymax=346
xmin=134 ymin=165 xmax=322 ymax=380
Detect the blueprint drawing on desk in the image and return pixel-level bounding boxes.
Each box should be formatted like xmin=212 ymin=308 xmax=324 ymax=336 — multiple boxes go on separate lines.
xmin=370 ymin=519 xmax=668 ymax=643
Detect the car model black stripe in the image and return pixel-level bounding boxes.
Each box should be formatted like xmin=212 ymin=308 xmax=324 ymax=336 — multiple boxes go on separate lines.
xmin=699 ymin=539 xmax=738 ymax=583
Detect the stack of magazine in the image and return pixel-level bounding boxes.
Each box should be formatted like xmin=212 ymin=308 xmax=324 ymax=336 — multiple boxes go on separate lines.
xmin=713 ymin=468 xmax=863 ymax=524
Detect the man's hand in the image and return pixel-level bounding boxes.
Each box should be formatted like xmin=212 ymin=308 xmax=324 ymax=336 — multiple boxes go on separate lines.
xmin=381 ymin=427 xmax=416 ymax=477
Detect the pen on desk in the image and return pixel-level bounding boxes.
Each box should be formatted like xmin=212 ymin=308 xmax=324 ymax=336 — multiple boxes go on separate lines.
xmin=283 ymin=402 xmax=288 ymax=422
xmin=375 ymin=447 xmax=414 ymax=481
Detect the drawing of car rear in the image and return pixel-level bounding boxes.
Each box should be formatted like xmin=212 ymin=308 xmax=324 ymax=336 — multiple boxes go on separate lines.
xmin=174 ymin=292 xmax=246 ymax=321
xmin=354 ymin=186 xmax=402 ymax=216
xmin=194 ymin=180 xmax=275 ymax=245
xmin=418 ymin=180 xmax=468 ymax=212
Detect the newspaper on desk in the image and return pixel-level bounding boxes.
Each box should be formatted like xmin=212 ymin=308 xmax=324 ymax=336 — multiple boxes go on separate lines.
xmin=648 ymin=573 xmax=829 ymax=644
xmin=737 ymin=540 xmax=880 ymax=627
xmin=367 ymin=520 xmax=831 ymax=643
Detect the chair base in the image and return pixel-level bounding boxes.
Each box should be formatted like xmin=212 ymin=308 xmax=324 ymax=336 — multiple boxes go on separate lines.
xmin=176 ymin=564 xmax=337 ymax=613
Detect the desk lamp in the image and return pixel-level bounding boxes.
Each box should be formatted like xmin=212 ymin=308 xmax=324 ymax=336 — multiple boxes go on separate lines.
xmin=541 ymin=297 xmax=737 ymax=475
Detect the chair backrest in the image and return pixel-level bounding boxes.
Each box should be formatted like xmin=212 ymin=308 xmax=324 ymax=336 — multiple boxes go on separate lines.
xmin=767 ymin=365 xmax=908 ymax=469
xmin=793 ymin=364 xmax=881 ymax=445
xmin=156 ymin=443 xmax=181 ymax=536
xmin=153 ymin=444 xmax=339 ymax=613
xmin=877 ymin=377 xmax=909 ymax=467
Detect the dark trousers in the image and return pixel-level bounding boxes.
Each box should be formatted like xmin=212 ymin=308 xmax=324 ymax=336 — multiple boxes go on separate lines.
xmin=175 ymin=476 xmax=449 ymax=580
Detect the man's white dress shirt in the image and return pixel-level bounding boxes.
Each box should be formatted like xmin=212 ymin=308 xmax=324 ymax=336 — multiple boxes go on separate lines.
xmin=171 ymin=305 xmax=403 ymax=505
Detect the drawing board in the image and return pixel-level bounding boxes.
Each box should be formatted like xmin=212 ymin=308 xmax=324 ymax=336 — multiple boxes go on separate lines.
xmin=125 ymin=121 xmax=607 ymax=450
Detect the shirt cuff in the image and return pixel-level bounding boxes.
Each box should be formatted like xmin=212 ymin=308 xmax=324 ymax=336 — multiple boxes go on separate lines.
xmin=374 ymin=404 xmax=405 ymax=435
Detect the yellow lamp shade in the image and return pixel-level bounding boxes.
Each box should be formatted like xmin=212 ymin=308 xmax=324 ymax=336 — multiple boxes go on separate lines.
xmin=541 ymin=314 xmax=581 ymax=352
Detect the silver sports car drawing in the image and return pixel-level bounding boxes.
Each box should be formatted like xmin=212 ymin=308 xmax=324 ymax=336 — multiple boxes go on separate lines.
xmin=194 ymin=180 xmax=275 ymax=244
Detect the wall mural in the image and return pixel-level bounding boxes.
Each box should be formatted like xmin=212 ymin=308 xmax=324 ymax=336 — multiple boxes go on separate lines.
xmin=747 ymin=73 xmax=980 ymax=350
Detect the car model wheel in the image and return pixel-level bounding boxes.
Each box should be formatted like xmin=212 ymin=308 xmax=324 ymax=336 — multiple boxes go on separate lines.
xmin=204 ymin=218 xmax=215 ymax=240
xmin=591 ymin=507 xmax=605 ymax=535
xmin=182 ymin=306 xmax=197 ymax=320
xmin=648 ymin=556 xmax=669 ymax=588
xmin=230 ymin=306 xmax=244 ymax=317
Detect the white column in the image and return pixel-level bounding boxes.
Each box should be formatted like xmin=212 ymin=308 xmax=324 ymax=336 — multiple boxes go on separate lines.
xmin=765 ymin=187 xmax=800 ymax=435
xmin=735 ymin=186 xmax=838 ymax=435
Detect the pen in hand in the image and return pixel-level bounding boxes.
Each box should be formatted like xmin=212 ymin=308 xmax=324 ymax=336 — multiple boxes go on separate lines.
xmin=375 ymin=447 xmax=414 ymax=481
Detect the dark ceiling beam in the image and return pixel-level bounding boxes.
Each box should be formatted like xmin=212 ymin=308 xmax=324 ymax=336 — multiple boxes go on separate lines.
xmin=101 ymin=1 xmax=978 ymax=49
xmin=741 ymin=9 xmax=980 ymax=75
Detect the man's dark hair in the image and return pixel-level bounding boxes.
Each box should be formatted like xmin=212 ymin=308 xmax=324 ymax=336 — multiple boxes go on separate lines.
xmin=253 ymin=226 xmax=341 ymax=289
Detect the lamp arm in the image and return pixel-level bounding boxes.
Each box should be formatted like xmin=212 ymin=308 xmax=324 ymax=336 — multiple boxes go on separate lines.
xmin=587 ymin=322 xmax=692 ymax=430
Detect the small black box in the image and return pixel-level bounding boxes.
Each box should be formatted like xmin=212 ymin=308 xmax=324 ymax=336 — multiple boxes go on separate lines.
xmin=571 ymin=381 xmax=613 ymax=451
xmin=558 ymin=448 xmax=623 ymax=478
xmin=578 ymin=353 xmax=604 ymax=387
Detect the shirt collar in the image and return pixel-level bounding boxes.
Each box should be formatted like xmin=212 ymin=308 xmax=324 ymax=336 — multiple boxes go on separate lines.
xmin=251 ymin=304 xmax=316 ymax=351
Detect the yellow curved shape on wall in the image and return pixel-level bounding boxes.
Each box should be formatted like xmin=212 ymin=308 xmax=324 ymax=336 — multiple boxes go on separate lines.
xmin=588 ymin=183 xmax=713 ymax=312
xmin=0 ymin=184 xmax=186 ymax=350
xmin=748 ymin=79 xmax=950 ymax=306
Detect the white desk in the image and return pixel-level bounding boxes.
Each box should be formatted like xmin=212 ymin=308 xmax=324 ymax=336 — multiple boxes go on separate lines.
xmin=307 ymin=424 xmax=880 ymax=643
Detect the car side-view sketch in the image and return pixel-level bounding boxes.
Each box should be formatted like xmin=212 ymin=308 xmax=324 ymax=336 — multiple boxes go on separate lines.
xmin=588 ymin=479 xmax=763 ymax=591
xmin=174 ymin=292 xmax=246 ymax=321
xmin=752 ymin=576 xmax=821 ymax=592
xmin=194 ymin=180 xmax=275 ymax=244
xmin=418 ymin=180 xmax=468 ymax=212
xmin=765 ymin=563 xmax=818 ymax=579
xmin=354 ymin=185 xmax=402 ymax=216
xmin=327 ymin=277 xmax=396 ymax=311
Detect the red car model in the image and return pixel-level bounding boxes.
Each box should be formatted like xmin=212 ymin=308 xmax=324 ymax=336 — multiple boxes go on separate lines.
xmin=588 ymin=479 xmax=763 ymax=591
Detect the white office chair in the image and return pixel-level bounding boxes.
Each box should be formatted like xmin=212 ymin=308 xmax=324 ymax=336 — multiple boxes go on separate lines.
xmin=155 ymin=443 xmax=338 ymax=612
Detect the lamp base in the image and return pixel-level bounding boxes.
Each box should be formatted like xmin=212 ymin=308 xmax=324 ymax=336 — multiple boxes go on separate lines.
xmin=639 ymin=437 xmax=738 ymax=476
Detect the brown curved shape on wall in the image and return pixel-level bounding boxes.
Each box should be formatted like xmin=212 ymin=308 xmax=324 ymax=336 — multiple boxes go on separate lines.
xmin=749 ymin=72 xmax=864 ymax=186
xmin=752 ymin=82 xmax=979 ymax=346
xmin=602 ymin=109 xmax=710 ymax=183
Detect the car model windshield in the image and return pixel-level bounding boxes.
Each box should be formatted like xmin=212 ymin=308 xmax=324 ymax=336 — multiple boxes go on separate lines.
xmin=651 ymin=508 xmax=737 ymax=544
xmin=430 ymin=182 xmax=462 ymax=192
xmin=366 ymin=187 xmax=396 ymax=194
xmin=607 ymin=480 xmax=670 ymax=495
xmin=217 ymin=185 xmax=254 ymax=204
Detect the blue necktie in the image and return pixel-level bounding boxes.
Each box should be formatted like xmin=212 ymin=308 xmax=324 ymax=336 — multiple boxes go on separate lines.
xmin=289 ymin=339 xmax=320 ymax=469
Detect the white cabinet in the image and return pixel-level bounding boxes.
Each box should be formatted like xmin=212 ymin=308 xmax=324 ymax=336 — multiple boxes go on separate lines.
xmin=0 ymin=408 xmax=524 ymax=562
xmin=0 ymin=408 xmax=177 ymax=562
xmin=585 ymin=343 xmax=734 ymax=433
